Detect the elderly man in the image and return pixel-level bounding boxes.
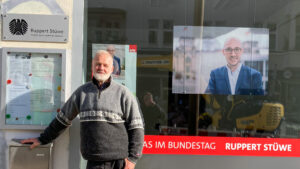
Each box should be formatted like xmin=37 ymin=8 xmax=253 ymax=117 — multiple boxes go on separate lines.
xmin=22 ymin=50 xmax=144 ymax=169
xmin=205 ymin=38 xmax=264 ymax=95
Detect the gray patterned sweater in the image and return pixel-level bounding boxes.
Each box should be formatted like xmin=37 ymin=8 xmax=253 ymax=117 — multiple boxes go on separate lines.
xmin=38 ymin=77 xmax=144 ymax=163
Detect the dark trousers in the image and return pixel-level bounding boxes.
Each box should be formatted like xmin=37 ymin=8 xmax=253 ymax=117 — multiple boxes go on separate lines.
xmin=86 ymin=159 xmax=125 ymax=169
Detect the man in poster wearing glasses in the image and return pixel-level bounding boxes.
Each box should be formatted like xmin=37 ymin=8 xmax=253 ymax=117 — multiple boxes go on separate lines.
xmin=205 ymin=38 xmax=264 ymax=95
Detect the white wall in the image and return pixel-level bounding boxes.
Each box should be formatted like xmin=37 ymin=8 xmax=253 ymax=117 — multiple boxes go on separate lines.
xmin=0 ymin=0 xmax=82 ymax=169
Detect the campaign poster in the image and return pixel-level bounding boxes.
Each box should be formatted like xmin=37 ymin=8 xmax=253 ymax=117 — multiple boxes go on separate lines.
xmin=92 ymin=44 xmax=137 ymax=94
xmin=172 ymin=26 xmax=269 ymax=95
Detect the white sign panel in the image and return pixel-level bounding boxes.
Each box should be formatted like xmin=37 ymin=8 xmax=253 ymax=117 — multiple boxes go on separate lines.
xmin=2 ymin=14 xmax=69 ymax=42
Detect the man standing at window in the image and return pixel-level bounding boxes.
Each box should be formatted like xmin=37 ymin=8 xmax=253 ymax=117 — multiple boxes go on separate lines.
xmin=22 ymin=50 xmax=144 ymax=169
xmin=205 ymin=38 xmax=263 ymax=95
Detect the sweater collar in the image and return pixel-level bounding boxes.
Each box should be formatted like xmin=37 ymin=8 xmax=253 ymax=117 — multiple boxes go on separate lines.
xmin=92 ymin=76 xmax=112 ymax=91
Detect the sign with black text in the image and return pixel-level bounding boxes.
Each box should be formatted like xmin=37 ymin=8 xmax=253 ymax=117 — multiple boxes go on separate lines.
xmin=2 ymin=14 xmax=69 ymax=42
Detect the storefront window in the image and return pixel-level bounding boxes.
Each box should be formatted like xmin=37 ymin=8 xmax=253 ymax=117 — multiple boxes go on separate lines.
xmin=85 ymin=0 xmax=300 ymax=139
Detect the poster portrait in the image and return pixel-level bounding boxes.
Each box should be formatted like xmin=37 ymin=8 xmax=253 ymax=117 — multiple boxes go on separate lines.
xmin=92 ymin=44 xmax=137 ymax=94
xmin=172 ymin=26 xmax=269 ymax=95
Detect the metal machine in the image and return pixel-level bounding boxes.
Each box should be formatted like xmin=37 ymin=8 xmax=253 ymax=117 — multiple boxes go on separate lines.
xmin=200 ymin=95 xmax=284 ymax=136
xmin=9 ymin=139 xmax=52 ymax=169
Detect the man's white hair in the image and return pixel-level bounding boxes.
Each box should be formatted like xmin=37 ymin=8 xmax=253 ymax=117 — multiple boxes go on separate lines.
xmin=94 ymin=50 xmax=113 ymax=66
xmin=94 ymin=50 xmax=113 ymax=59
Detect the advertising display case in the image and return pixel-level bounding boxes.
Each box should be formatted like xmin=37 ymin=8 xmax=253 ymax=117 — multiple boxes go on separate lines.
xmin=0 ymin=48 xmax=66 ymax=130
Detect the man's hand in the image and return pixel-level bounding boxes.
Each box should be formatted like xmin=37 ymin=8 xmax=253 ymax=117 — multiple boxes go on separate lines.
xmin=21 ymin=138 xmax=41 ymax=149
xmin=124 ymin=158 xmax=135 ymax=169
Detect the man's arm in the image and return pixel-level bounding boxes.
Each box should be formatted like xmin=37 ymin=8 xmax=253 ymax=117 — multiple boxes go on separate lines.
xmin=22 ymin=91 xmax=80 ymax=148
xmin=205 ymin=71 xmax=216 ymax=94
xmin=152 ymin=104 xmax=167 ymax=128
xmin=21 ymin=117 xmax=69 ymax=149
xmin=127 ymin=128 xmax=144 ymax=164
xmin=253 ymin=72 xmax=264 ymax=95
xmin=123 ymin=91 xmax=145 ymax=167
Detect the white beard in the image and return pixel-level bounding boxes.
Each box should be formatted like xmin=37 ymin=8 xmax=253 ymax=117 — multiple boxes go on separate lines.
xmin=94 ymin=73 xmax=110 ymax=82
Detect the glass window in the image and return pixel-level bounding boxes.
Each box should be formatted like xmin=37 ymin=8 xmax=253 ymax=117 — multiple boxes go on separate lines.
xmin=163 ymin=20 xmax=173 ymax=30
xmin=149 ymin=19 xmax=160 ymax=29
xmin=163 ymin=31 xmax=172 ymax=45
xmin=85 ymin=0 xmax=300 ymax=139
xmin=149 ymin=31 xmax=158 ymax=44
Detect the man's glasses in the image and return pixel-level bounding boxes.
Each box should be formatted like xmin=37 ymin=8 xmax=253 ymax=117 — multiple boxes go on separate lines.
xmin=224 ymin=47 xmax=242 ymax=54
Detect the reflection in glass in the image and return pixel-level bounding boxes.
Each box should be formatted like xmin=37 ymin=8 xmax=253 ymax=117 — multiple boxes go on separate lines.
xmin=86 ymin=0 xmax=300 ymax=139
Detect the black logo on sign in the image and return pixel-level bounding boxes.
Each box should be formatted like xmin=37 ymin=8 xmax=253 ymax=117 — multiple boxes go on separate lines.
xmin=9 ymin=19 xmax=28 ymax=35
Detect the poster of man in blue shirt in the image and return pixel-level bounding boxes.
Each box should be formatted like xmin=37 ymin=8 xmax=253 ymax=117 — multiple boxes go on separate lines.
xmin=172 ymin=26 xmax=268 ymax=95
xmin=205 ymin=37 xmax=264 ymax=95
xmin=107 ymin=45 xmax=121 ymax=75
